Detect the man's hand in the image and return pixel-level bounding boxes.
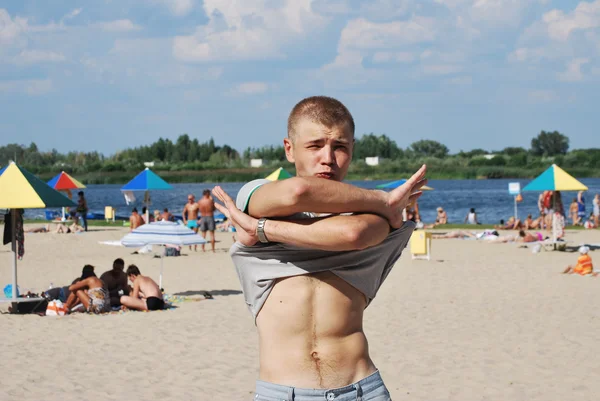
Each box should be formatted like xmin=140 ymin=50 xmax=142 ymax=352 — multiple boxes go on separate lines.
xmin=384 ymin=165 xmax=428 ymax=228
xmin=212 ymin=186 xmax=259 ymax=246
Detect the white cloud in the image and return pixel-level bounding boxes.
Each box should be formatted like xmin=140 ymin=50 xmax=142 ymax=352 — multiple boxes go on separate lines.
xmin=338 ymin=17 xmax=436 ymax=51
xmin=0 ymin=79 xmax=53 ymax=95
xmin=234 ymin=82 xmax=269 ymax=94
xmin=173 ymin=0 xmax=326 ymax=62
xmin=156 ymin=0 xmax=195 ymax=16
xmin=12 ymin=50 xmax=66 ymax=65
xmin=558 ymin=58 xmax=589 ymax=81
xmin=97 ymin=19 xmax=142 ymax=32
xmin=63 ymin=8 xmax=82 ymax=21
xmin=0 ymin=9 xmax=28 ymax=45
xmin=543 ymin=0 xmax=600 ymax=41
xmin=372 ymin=51 xmax=415 ymax=63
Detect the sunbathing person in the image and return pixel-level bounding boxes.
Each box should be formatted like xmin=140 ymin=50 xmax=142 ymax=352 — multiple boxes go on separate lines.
xmin=55 ymin=222 xmax=84 ymax=234
xmin=562 ymin=246 xmax=595 ymax=276
xmin=523 ymin=214 xmax=543 ymax=230
xmin=119 ymin=265 xmax=164 ymax=311
xmin=432 ymin=230 xmax=476 ymax=239
xmin=64 ymin=265 xmax=111 ymax=314
xmin=491 ymin=230 xmax=541 ymax=243
xmin=26 ymin=224 xmax=50 ymax=233
xmin=494 ymin=217 xmax=522 ymax=230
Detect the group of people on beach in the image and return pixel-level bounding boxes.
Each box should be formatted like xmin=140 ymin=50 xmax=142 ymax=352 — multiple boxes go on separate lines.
xmin=45 ymin=258 xmax=164 ymax=314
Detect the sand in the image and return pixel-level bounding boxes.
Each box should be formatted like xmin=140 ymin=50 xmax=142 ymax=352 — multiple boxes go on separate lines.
xmin=1 ymin=224 xmax=600 ymax=400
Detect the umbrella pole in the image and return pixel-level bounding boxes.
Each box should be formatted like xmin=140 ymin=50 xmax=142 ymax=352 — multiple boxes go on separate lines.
xmin=145 ymin=190 xmax=150 ymax=224
xmin=159 ymin=251 xmax=164 ymax=290
xmin=11 ymin=210 xmax=17 ymax=299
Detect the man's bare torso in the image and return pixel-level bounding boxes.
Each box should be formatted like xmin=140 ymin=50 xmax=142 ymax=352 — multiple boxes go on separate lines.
xmin=198 ymin=197 xmax=214 ymax=217
xmin=130 ymin=214 xmax=144 ymax=229
xmin=136 ymin=276 xmax=162 ymax=299
xmin=257 ymin=272 xmax=376 ymax=388
xmin=184 ymin=203 xmax=200 ymax=221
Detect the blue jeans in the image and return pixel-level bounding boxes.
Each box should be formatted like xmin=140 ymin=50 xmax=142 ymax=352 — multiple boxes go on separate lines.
xmin=255 ymin=370 xmax=391 ymax=401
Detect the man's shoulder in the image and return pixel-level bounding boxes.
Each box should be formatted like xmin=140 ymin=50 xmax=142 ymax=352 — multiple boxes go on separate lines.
xmin=236 ymin=179 xmax=272 ymax=212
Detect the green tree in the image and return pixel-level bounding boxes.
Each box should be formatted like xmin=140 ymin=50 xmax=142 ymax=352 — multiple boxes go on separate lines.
xmin=501 ymin=147 xmax=527 ymax=155
xmin=409 ymin=140 xmax=449 ymax=158
xmin=530 ymin=131 xmax=569 ymax=156
xmin=353 ymin=133 xmax=403 ymax=160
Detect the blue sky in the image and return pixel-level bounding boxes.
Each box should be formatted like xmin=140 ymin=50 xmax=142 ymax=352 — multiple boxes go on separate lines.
xmin=0 ymin=0 xmax=598 ymax=155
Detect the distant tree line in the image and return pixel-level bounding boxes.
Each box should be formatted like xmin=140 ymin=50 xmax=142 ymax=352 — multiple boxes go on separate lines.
xmin=1 ymin=130 xmax=598 ymax=181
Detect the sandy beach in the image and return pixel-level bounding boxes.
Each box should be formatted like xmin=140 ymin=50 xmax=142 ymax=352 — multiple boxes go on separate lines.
xmin=1 ymin=225 xmax=600 ymax=401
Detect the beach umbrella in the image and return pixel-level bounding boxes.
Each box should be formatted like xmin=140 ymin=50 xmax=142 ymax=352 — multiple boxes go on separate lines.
xmin=523 ymin=164 xmax=588 ymax=244
xmin=47 ymin=171 xmax=86 ymax=220
xmin=522 ymin=164 xmax=588 ymax=192
xmin=376 ymin=179 xmax=434 ymax=191
xmin=265 ymin=167 xmax=293 ymax=181
xmin=120 ymin=221 xmax=206 ymax=288
xmin=0 ymin=162 xmax=75 ymax=300
xmin=121 ymin=168 xmax=172 ymax=223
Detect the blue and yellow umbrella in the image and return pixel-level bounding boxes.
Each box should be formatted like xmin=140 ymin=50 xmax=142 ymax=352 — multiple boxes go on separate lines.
xmin=523 ymin=164 xmax=588 ymax=191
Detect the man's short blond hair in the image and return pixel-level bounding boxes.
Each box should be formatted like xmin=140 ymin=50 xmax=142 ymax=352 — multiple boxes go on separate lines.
xmin=287 ymin=96 xmax=355 ymax=141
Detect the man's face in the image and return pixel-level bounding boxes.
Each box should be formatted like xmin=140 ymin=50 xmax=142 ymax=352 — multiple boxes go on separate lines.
xmin=284 ymin=119 xmax=353 ymax=181
xmin=187 ymin=195 xmax=195 ymax=204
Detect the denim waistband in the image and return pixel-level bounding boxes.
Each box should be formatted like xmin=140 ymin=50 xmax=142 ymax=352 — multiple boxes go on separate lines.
xmin=255 ymin=370 xmax=388 ymax=401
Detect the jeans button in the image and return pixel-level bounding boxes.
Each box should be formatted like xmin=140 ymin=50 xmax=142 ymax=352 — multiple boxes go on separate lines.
xmin=327 ymin=392 xmax=335 ymax=400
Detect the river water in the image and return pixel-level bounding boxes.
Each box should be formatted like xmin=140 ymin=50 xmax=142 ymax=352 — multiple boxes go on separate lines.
xmin=28 ymin=178 xmax=600 ymax=225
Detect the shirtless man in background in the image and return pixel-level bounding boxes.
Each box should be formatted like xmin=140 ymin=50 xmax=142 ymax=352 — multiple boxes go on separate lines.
xmin=182 ymin=194 xmax=200 ymax=251
xmin=119 ymin=265 xmax=164 ymax=311
xmin=213 ymin=96 xmax=426 ymax=400
xmin=129 ymin=208 xmax=144 ymax=231
xmin=198 ymin=189 xmax=216 ymax=252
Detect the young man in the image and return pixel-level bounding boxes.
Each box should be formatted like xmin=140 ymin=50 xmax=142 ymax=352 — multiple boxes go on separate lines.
xmin=213 ymin=96 xmax=426 ymax=400
xmin=198 ymin=189 xmax=216 ymax=252
xmin=99 ymin=258 xmax=130 ymax=308
xmin=119 ymin=265 xmax=164 ymax=311
xmin=129 ymin=208 xmax=144 ymax=231
xmin=182 ymin=194 xmax=200 ymax=251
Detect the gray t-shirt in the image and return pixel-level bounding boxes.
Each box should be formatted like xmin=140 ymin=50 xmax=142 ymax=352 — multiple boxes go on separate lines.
xmin=232 ymin=179 xmax=415 ymax=321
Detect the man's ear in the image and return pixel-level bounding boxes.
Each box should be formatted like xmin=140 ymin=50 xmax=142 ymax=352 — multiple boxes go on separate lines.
xmin=284 ymin=137 xmax=295 ymax=163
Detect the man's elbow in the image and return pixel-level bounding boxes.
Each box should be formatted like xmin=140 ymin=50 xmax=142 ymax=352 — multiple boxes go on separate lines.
xmin=284 ymin=177 xmax=310 ymax=206
xmin=344 ymin=220 xmax=381 ymax=250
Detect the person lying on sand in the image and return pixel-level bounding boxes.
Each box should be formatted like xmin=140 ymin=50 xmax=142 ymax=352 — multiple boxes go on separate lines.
xmin=490 ymin=230 xmax=542 ymax=243
xmin=26 ymin=224 xmax=50 ymax=233
xmin=55 ymin=222 xmax=84 ymax=234
xmin=563 ymin=246 xmax=596 ymax=276
xmin=64 ymin=265 xmax=111 ymax=314
xmin=119 ymin=265 xmax=164 ymax=311
xmin=523 ymin=214 xmax=543 ymax=230
xmin=432 ymin=230 xmax=476 ymax=239
xmin=494 ymin=217 xmax=522 ymax=230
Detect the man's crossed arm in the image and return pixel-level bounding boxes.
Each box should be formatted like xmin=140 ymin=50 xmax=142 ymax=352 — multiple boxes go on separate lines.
xmin=247 ymin=165 xmax=427 ymax=230
xmin=212 ymin=165 xmax=426 ymax=252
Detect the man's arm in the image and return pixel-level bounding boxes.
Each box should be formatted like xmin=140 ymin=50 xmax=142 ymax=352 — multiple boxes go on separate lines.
xmin=131 ymin=280 xmax=140 ymax=299
xmin=213 ymin=186 xmax=392 ymax=251
xmin=264 ymin=214 xmax=391 ymax=251
xmin=248 ymin=177 xmax=387 ymax=219
xmin=246 ymin=165 xmax=427 ymax=228
xmin=182 ymin=206 xmax=187 ymax=224
xmin=69 ymin=278 xmax=90 ymax=292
